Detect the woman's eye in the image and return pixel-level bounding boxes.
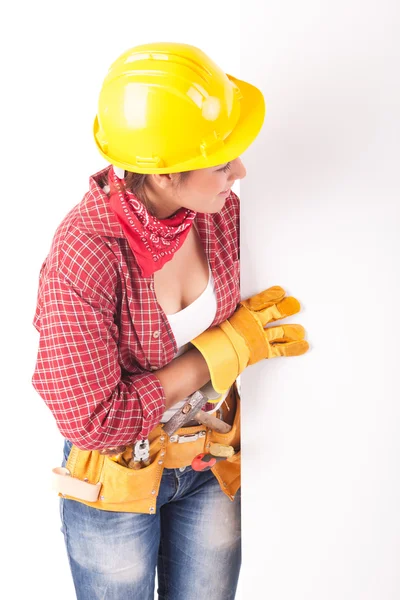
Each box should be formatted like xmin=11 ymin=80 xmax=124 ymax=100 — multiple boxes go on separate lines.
xmin=221 ymin=162 xmax=232 ymax=173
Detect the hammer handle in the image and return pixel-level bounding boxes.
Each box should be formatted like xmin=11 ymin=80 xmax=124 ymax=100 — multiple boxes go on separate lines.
xmin=194 ymin=411 xmax=232 ymax=433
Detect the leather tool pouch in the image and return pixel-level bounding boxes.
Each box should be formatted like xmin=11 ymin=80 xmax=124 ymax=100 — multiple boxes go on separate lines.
xmin=53 ymin=382 xmax=241 ymax=514
xmin=209 ymin=382 xmax=241 ymax=500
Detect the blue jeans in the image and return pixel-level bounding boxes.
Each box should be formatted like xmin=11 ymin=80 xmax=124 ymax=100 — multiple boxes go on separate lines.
xmin=60 ymin=440 xmax=241 ymax=599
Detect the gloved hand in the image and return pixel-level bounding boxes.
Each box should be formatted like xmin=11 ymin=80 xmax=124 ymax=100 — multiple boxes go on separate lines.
xmin=190 ymin=286 xmax=309 ymax=393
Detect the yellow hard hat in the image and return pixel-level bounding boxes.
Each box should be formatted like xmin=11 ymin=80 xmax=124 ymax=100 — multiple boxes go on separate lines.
xmin=93 ymin=42 xmax=265 ymax=174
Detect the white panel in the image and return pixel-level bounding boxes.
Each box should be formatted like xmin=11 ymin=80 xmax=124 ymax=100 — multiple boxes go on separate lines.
xmin=240 ymin=2 xmax=400 ymax=599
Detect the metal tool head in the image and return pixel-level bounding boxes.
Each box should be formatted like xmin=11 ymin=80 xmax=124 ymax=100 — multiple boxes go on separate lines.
xmin=162 ymin=390 xmax=209 ymax=437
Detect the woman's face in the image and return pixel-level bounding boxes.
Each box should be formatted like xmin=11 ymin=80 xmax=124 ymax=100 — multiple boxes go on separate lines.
xmin=145 ymin=157 xmax=247 ymax=218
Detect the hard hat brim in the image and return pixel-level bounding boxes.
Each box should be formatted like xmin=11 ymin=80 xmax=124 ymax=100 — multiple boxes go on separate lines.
xmin=94 ymin=74 xmax=266 ymax=174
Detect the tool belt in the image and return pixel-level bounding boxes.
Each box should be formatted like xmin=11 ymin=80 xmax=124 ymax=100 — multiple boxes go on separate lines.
xmin=53 ymin=382 xmax=241 ymax=515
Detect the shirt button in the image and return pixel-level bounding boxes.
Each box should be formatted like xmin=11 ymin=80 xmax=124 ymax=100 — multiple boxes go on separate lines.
xmin=150 ymin=366 xmax=157 ymax=371
xmin=149 ymin=282 xmax=155 ymax=291
xmin=153 ymin=330 xmax=160 ymax=339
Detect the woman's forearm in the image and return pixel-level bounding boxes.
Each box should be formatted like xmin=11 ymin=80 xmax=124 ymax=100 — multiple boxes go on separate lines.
xmin=153 ymin=347 xmax=210 ymax=409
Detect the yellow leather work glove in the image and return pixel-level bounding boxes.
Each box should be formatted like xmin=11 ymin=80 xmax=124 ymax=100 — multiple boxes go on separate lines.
xmin=191 ymin=286 xmax=309 ymax=394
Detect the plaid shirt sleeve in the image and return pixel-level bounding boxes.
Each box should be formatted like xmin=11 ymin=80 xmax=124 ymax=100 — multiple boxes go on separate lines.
xmin=32 ymin=268 xmax=166 ymax=450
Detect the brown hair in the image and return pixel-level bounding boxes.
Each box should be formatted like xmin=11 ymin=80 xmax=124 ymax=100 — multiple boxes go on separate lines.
xmin=100 ymin=168 xmax=192 ymax=216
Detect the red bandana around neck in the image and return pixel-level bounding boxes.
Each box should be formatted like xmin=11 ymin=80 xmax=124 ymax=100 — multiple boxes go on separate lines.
xmin=107 ymin=167 xmax=196 ymax=277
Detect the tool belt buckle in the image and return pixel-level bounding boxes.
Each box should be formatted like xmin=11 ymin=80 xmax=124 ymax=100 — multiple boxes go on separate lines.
xmin=169 ymin=431 xmax=206 ymax=444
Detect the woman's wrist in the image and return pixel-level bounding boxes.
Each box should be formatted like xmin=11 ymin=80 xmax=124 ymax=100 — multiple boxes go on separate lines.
xmin=153 ymin=347 xmax=210 ymax=410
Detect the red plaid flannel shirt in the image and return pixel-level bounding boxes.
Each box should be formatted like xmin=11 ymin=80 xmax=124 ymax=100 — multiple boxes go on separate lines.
xmin=32 ymin=166 xmax=240 ymax=450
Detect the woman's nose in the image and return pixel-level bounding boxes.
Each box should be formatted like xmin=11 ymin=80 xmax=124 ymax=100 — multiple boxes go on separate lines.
xmin=231 ymin=157 xmax=247 ymax=181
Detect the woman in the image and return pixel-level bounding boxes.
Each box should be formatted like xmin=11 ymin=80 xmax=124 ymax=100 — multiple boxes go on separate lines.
xmin=32 ymin=42 xmax=308 ymax=599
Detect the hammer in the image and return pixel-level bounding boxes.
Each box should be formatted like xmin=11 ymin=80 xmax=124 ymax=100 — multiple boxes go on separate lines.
xmin=162 ymin=390 xmax=232 ymax=437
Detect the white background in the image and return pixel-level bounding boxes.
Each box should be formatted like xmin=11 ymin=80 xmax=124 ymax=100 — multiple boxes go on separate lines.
xmin=1 ymin=1 xmax=399 ymax=599
xmin=1 ymin=2 xmax=240 ymax=598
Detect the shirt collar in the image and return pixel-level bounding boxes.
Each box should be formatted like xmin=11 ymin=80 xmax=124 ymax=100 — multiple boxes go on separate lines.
xmin=76 ymin=165 xmax=125 ymax=238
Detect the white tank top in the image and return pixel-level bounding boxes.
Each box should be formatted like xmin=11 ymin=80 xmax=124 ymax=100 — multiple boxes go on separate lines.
xmin=160 ymin=264 xmax=228 ymax=422
xmin=166 ymin=263 xmax=216 ymax=349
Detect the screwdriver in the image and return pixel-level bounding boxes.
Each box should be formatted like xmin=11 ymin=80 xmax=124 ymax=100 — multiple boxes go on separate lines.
xmin=191 ymin=443 xmax=235 ymax=471
xmin=191 ymin=453 xmax=225 ymax=471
